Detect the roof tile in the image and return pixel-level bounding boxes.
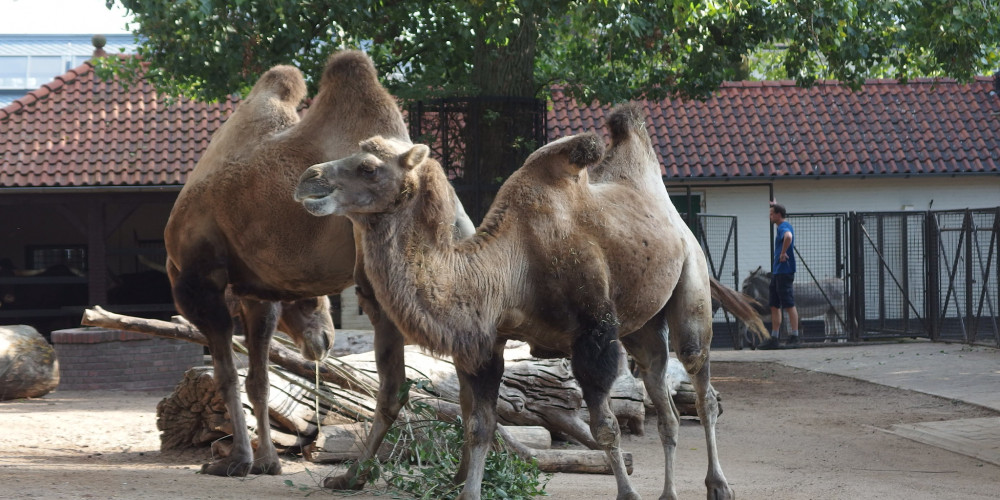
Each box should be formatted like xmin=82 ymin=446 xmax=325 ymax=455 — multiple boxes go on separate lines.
xmin=3 ymin=65 xmax=999 ymax=189
xmin=1 ymin=60 xmax=236 ymax=188
xmin=549 ymin=78 xmax=1000 ymax=178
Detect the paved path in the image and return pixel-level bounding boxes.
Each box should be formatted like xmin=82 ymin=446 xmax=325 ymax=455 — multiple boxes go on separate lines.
xmin=711 ymin=340 xmax=1000 ymax=466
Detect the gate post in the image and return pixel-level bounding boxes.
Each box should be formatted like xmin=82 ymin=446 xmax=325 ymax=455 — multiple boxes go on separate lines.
xmin=925 ymin=212 xmax=940 ymax=340
xmin=848 ymin=212 xmax=862 ymax=341
xmin=964 ymin=209 xmax=975 ymax=343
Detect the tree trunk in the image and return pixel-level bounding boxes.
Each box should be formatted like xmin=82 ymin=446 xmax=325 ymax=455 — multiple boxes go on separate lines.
xmin=0 ymin=325 xmax=59 ymax=400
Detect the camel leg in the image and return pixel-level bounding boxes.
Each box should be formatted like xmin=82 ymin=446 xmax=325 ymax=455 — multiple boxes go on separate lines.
xmin=572 ymin=312 xmax=638 ymax=500
xmin=454 ymin=347 xmax=505 ymax=500
xmin=621 ymin=312 xmax=681 ymax=500
xmin=666 ymin=260 xmax=733 ymax=500
xmin=324 ymin=271 xmax=408 ymax=490
xmin=238 ymin=298 xmax=283 ymax=475
xmin=169 ymin=260 xmax=255 ymax=477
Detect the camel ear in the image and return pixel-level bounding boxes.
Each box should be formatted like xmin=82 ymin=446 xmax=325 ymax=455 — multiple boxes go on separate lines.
xmin=401 ymin=144 xmax=429 ymax=171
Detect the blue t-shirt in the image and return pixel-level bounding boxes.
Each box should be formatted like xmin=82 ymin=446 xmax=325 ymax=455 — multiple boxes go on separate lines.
xmin=773 ymin=221 xmax=796 ymax=274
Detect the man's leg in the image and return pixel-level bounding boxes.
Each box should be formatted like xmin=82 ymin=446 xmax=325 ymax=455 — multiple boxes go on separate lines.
xmin=770 ymin=306 xmax=783 ymax=337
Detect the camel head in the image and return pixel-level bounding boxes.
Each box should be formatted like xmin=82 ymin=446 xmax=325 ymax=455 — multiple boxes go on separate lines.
xmin=295 ymin=135 xmax=429 ymax=218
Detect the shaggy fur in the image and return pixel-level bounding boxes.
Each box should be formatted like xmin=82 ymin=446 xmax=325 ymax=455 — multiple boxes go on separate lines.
xmin=296 ymin=103 xmax=764 ymax=499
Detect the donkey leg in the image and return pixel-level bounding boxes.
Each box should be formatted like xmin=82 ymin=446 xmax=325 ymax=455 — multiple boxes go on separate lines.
xmin=572 ymin=314 xmax=638 ymax=500
xmin=324 ymin=279 xmax=408 ymax=490
xmin=622 ymin=312 xmax=680 ymax=500
xmin=170 ymin=261 xmax=254 ymax=477
xmin=239 ymin=298 xmax=283 ymax=475
xmin=667 ymin=261 xmax=733 ymax=500
xmin=454 ymin=347 xmax=505 ymax=500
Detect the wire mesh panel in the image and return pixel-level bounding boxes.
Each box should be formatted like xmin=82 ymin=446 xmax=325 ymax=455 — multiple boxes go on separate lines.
xmin=785 ymin=213 xmax=850 ymax=342
xmin=694 ymin=215 xmax=747 ymax=348
xmin=930 ymin=208 xmax=999 ymax=346
xmin=697 ymin=214 xmax=740 ymax=289
xmin=851 ymin=212 xmax=929 ymax=339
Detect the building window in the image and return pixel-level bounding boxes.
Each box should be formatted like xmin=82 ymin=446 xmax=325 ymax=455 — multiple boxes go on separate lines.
xmin=27 ymin=245 xmax=87 ymax=272
xmin=28 ymin=56 xmax=63 ymax=86
xmin=0 ymin=56 xmax=28 ymax=88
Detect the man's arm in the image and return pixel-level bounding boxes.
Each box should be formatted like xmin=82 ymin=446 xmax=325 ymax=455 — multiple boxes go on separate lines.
xmin=779 ymin=231 xmax=793 ymax=262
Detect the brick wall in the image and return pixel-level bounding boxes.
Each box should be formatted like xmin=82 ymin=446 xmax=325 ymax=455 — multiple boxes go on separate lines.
xmin=51 ymin=327 xmax=204 ymax=391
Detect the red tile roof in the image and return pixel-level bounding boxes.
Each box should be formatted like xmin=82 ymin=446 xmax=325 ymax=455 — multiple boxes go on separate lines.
xmin=549 ymin=77 xmax=1000 ymax=179
xmin=2 ymin=62 xmax=998 ymax=190
xmin=0 ymin=60 xmax=236 ymax=189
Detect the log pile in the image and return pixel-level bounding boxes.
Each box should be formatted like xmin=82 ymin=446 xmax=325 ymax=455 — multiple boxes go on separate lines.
xmin=83 ymin=306 xmax=710 ymax=474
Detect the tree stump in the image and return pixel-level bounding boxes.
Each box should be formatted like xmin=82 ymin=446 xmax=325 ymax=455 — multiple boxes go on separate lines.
xmin=155 ymin=367 xmax=233 ymax=450
xmin=0 ymin=325 xmax=59 ymax=400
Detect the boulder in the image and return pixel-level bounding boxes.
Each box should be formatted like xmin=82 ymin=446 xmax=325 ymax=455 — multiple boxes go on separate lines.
xmin=0 ymin=325 xmax=59 ymax=400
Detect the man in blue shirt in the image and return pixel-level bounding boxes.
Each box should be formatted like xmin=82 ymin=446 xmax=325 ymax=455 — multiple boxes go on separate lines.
xmin=760 ymin=202 xmax=800 ymax=349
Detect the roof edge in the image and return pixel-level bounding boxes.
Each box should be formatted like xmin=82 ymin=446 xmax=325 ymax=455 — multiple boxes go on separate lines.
xmin=663 ymin=171 xmax=1000 ymax=183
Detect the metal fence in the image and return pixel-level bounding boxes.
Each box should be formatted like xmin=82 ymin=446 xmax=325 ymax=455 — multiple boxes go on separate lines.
xmin=408 ymin=96 xmax=547 ymax=224
xmin=784 ymin=208 xmax=999 ymax=348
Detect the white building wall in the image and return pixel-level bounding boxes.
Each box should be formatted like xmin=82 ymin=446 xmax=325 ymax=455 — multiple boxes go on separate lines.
xmin=691 ymin=176 xmax=999 ymax=285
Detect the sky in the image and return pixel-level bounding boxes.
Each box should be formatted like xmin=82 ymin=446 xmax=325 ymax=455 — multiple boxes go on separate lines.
xmin=0 ymin=0 xmax=134 ymax=34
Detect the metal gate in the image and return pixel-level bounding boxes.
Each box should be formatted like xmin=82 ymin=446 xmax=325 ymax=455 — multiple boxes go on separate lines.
xmin=850 ymin=212 xmax=930 ymax=340
xmin=745 ymin=208 xmax=999 ymax=348
xmin=786 ymin=213 xmax=851 ymax=341
xmin=927 ymin=208 xmax=1000 ymax=346
xmin=692 ymin=214 xmax=748 ymax=348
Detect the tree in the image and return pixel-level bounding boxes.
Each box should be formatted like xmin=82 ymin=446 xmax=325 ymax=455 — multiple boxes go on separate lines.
xmin=103 ymin=0 xmax=1000 ymax=103
xmin=100 ymin=1 xmax=1000 ymax=219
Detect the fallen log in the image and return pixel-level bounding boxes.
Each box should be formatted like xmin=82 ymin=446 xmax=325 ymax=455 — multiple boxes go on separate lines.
xmin=84 ymin=306 xmax=646 ymax=474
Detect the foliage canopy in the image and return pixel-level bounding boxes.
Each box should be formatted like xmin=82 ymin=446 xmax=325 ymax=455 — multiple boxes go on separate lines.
xmin=102 ymin=1 xmax=1000 ymax=104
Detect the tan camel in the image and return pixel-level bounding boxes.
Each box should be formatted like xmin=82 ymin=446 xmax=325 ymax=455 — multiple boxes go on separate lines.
xmin=164 ymin=50 xmax=474 ymax=477
xmin=295 ymin=103 xmax=765 ymax=499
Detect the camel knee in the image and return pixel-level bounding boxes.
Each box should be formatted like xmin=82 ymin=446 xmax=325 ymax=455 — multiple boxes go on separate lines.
xmin=589 ymin=405 xmax=621 ymax=448
xmin=244 ymin=369 xmax=269 ymax=402
xmin=674 ymin=347 xmax=708 ymax=377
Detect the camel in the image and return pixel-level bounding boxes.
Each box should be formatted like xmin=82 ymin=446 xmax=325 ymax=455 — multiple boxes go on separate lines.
xmin=164 ymin=50 xmax=474 ymax=477
xmin=295 ymin=103 xmax=766 ymax=499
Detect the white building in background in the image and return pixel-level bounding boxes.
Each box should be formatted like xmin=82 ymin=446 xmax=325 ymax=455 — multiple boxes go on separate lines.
xmin=0 ymin=33 xmax=137 ymax=107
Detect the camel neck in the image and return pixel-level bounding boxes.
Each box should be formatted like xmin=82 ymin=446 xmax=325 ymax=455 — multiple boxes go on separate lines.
xmin=355 ymin=174 xmax=506 ymax=372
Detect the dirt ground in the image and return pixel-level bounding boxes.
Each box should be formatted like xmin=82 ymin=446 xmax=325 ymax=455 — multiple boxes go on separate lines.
xmin=1 ymin=361 xmax=998 ymax=500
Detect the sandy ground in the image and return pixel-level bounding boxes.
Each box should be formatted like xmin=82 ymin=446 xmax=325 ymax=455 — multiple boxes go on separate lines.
xmin=1 ymin=361 xmax=998 ymax=500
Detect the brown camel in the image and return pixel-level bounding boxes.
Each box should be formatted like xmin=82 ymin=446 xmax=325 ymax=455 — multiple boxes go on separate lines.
xmin=164 ymin=50 xmax=474 ymax=477
xmin=295 ymin=103 xmax=766 ymax=499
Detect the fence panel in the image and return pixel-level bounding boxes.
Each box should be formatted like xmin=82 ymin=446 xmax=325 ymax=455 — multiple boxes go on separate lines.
xmin=786 ymin=213 xmax=850 ymax=342
xmin=851 ymin=212 xmax=930 ymax=339
xmin=930 ymin=208 xmax=999 ymax=347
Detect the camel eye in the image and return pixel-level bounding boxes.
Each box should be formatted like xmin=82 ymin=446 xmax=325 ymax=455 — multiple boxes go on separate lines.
xmin=359 ymin=162 xmax=377 ymax=179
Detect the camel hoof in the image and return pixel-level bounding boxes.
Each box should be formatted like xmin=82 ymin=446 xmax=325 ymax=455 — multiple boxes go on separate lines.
xmin=199 ymin=457 xmax=252 ymax=477
xmin=708 ymin=485 xmax=735 ymax=500
xmin=249 ymin=460 xmax=282 ymax=475
xmin=323 ymin=473 xmax=366 ymax=491
xmin=618 ymin=492 xmax=641 ymax=500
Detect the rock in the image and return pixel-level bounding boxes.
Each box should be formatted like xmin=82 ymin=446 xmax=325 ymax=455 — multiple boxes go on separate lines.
xmin=0 ymin=325 xmax=59 ymax=400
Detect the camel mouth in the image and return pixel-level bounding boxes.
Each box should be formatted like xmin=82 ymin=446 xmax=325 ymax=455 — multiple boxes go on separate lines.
xmin=299 ymin=194 xmax=340 ymax=217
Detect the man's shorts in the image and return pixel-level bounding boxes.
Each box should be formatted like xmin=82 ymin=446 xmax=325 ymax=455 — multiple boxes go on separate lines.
xmin=769 ymin=273 xmax=795 ymax=308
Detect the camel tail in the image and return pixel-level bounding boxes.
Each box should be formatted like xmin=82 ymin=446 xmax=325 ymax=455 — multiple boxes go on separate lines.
xmin=709 ymin=276 xmax=770 ymax=342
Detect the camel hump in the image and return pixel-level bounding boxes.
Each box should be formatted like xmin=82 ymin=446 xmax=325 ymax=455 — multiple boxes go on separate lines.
xmin=606 ymin=102 xmax=647 ymax=144
xmin=321 ymin=50 xmax=378 ymax=84
xmin=250 ymin=65 xmax=307 ymax=105
xmin=524 ymin=132 xmax=604 ymax=177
